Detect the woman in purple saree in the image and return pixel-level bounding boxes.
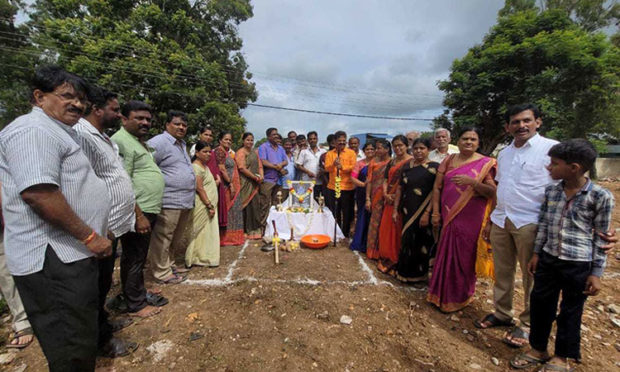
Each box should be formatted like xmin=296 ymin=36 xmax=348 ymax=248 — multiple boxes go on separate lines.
xmin=427 ymin=128 xmax=496 ymax=313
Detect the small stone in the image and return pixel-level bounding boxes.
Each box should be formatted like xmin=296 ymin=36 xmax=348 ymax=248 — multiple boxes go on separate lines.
xmin=607 ymin=304 xmax=620 ymax=314
xmin=284 ymin=337 xmax=289 ymax=343
xmin=593 ymin=334 xmax=602 ymax=340
xmin=169 ymin=362 xmax=176 ymax=369
xmin=0 ymin=353 xmax=16 ymax=365
xmin=485 ymin=343 xmax=492 ymax=348
xmin=611 ymin=316 xmax=620 ymax=328
xmin=581 ymin=324 xmax=590 ymax=332
xmin=597 ymin=305 xmax=605 ymax=313
xmin=316 ymin=311 xmax=329 ymax=320
xmin=463 ymin=329 xmax=469 ymax=334
xmin=340 ymin=315 xmax=353 ymax=325
xmin=491 ymin=357 xmax=499 ymax=366
xmin=469 ymin=363 xmax=482 ymax=369
xmin=450 ymin=315 xmax=460 ymax=322
xmin=615 ymin=343 xmax=620 ymax=352
xmin=467 ymin=335 xmax=475 ymax=342
xmin=189 ymin=332 xmax=203 ymax=341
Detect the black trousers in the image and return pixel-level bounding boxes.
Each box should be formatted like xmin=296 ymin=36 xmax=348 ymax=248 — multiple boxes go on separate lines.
xmin=14 ymin=246 xmax=98 ymax=372
xmin=97 ymin=240 xmax=117 ymax=347
xmin=325 ymin=188 xmax=355 ymax=238
xmin=529 ymin=251 xmax=590 ymax=360
xmin=120 ymin=213 xmax=157 ymax=313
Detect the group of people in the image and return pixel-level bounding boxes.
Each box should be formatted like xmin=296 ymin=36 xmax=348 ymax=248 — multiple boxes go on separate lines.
xmin=0 ymin=65 xmax=616 ymax=372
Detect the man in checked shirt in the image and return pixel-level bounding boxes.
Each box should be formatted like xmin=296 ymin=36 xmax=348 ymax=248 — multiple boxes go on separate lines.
xmin=510 ymin=139 xmax=614 ymax=372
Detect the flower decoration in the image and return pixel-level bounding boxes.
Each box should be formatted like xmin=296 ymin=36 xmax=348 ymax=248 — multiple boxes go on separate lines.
xmin=334 ymin=176 xmax=342 ymax=199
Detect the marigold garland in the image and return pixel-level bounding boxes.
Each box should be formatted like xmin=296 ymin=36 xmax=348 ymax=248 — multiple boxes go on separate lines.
xmin=334 ymin=176 xmax=342 ymax=199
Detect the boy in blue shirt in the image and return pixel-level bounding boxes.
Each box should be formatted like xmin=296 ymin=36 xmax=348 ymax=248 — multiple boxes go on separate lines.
xmin=510 ymin=139 xmax=614 ymax=371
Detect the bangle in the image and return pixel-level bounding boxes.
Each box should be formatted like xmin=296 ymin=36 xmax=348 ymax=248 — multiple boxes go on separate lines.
xmin=431 ymin=213 xmax=440 ymax=217
xmin=82 ymin=230 xmax=96 ymax=245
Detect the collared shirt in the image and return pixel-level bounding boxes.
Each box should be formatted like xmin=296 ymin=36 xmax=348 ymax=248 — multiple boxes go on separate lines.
xmin=147 ymin=132 xmax=195 ymax=209
xmin=111 ymin=127 xmax=165 ymax=214
xmin=428 ymin=144 xmax=459 ymax=163
xmin=74 ymin=119 xmax=136 ymax=237
xmin=325 ymin=148 xmax=357 ymax=191
xmin=491 ymin=134 xmax=559 ymax=229
xmin=295 ymin=146 xmax=326 ymax=183
xmin=258 ymin=142 xmax=287 ymax=184
xmin=0 ymin=107 xmax=110 ymax=275
xmin=534 ymin=180 xmax=614 ymax=277
xmin=280 ymin=153 xmax=296 ymax=189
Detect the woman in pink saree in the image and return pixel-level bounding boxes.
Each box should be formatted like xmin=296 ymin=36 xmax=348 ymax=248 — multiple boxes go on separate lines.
xmin=427 ymin=128 xmax=496 ymax=313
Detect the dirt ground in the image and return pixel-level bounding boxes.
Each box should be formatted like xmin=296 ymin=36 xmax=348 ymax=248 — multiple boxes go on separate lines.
xmin=1 ymin=182 xmax=618 ymax=371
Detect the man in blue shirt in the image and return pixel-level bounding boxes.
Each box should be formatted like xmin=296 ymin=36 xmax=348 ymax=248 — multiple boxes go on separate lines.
xmin=258 ymin=128 xmax=288 ymax=223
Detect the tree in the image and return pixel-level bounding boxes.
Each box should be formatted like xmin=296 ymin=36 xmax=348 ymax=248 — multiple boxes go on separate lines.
xmin=7 ymin=0 xmax=257 ymax=141
xmin=435 ymin=8 xmax=619 ymax=154
xmin=0 ymin=0 xmax=35 ymax=125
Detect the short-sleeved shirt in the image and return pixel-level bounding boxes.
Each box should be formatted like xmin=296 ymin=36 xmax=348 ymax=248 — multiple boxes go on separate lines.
xmin=295 ymin=147 xmax=326 ymax=183
xmin=491 ymin=134 xmax=558 ymax=229
xmin=111 ymin=127 xmax=165 ymax=214
xmin=0 ymin=107 xmax=110 ymax=275
xmin=147 ymin=132 xmax=195 ymax=210
xmin=75 ymin=119 xmax=136 ymax=237
xmin=428 ymin=145 xmax=459 ymax=163
xmin=280 ymin=153 xmax=296 ymax=189
xmin=258 ymin=142 xmax=287 ymax=184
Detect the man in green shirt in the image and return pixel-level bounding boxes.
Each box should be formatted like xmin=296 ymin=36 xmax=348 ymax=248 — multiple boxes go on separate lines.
xmin=111 ymin=101 xmax=165 ymax=318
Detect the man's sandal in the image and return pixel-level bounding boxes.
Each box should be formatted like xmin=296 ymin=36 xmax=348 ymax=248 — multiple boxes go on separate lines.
xmin=537 ymin=361 xmax=575 ymax=372
xmin=510 ymin=353 xmax=550 ymax=369
xmin=474 ymin=313 xmax=516 ymax=329
xmin=6 ymin=328 xmax=34 ymax=349
xmin=503 ymin=327 xmax=530 ymax=348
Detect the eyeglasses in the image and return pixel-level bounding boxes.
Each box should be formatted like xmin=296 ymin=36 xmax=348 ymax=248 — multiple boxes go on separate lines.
xmin=52 ymin=92 xmax=89 ymax=106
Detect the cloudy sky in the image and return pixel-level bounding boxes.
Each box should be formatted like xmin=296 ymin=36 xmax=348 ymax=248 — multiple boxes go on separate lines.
xmin=238 ymin=0 xmax=505 ymax=141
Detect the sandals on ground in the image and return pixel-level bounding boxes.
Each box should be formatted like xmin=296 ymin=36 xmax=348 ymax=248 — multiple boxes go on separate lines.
xmin=510 ymin=352 xmax=550 ymax=369
xmin=503 ymin=327 xmax=530 ymax=348
xmin=6 ymin=328 xmax=34 ymax=349
xmin=474 ymin=313 xmax=516 ymax=329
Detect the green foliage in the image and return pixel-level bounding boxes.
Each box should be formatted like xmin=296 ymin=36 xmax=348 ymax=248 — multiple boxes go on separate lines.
xmin=436 ymin=8 xmax=619 ymax=154
xmin=1 ymin=0 xmax=257 ymax=137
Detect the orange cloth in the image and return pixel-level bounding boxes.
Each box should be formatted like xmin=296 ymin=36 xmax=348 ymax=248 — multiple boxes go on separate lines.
xmin=325 ymin=148 xmax=357 ymax=191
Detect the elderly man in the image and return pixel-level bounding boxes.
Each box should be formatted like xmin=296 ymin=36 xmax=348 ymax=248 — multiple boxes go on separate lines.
xmin=75 ymin=87 xmax=141 ymax=357
xmin=405 ymin=131 xmax=420 ymax=148
xmin=348 ymin=136 xmax=363 ymax=161
xmin=111 ymin=101 xmax=165 ymax=316
xmin=325 ymin=131 xmax=357 ymax=238
xmin=0 ymin=66 xmax=111 ymax=370
xmin=147 ymin=111 xmax=195 ymax=284
xmin=428 ymin=128 xmax=459 ymax=163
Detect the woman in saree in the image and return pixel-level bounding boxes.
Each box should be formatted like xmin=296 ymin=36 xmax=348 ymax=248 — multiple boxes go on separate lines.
xmin=235 ymin=132 xmax=264 ymax=240
xmin=185 ymin=141 xmax=221 ymax=267
xmin=377 ymin=135 xmax=412 ymax=274
xmin=349 ymin=141 xmax=375 ymax=252
xmin=365 ymin=139 xmax=391 ymax=259
xmin=427 ymin=127 xmax=497 ymax=312
xmin=215 ymin=132 xmax=245 ymax=246
xmin=393 ymin=138 xmax=439 ymax=282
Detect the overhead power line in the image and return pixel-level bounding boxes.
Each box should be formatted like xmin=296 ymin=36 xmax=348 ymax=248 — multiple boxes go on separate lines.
xmin=246 ymin=103 xmax=434 ymax=121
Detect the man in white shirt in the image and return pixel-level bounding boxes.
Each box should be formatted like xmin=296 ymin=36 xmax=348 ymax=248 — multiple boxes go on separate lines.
xmin=295 ymin=131 xmax=326 ymax=201
xmin=474 ymin=103 xmax=558 ymax=347
xmin=348 ymin=136 xmax=364 ymax=161
xmin=428 ymin=128 xmax=459 ymax=163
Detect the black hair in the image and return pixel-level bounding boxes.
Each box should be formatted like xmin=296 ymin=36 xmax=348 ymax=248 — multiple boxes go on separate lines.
xmin=296 ymin=134 xmax=306 ymax=141
xmin=84 ymin=85 xmax=118 ymax=115
xmin=412 ymin=137 xmax=432 ymax=149
xmin=362 ymin=140 xmax=375 ymax=151
xmin=266 ymin=127 xmax=277 ymax=137
xmin=276 ymin=133 xmax=282 ymax=140
xmin=191 ymin=140 xmax=212 ymax=162
xmin=326 ymin=134 xmax=335 ymax=143
xmin=307 ymin=131 xmax=318 ymax=138
xmin=457 ymin=127 xmax=483 ymax=152
xmin=167 ymin=110 xmax=187 ymax=123
xmin=504 ymin=103 xmax=541 ymax=122
xmin=218 ymin=131 xmax=232 ymax=141
xmin=31 ymin=65 xmax=89 ymax=97
xmin=282 ymin=138 xmax=292 ymax=145
xmin=121 ymin=100 xmax=152 ymax=118
xmin=349 ymin=136 xmax=360 ymax=143
xmin=334 ymin=130 xmax=347 ymax=140
xmin=287 ymin=131 xmax=297 ymax=137
xmin=375 ymin=138 xmax=392 ymax=156
xmin=391 ymin=134 xmax=408 ymax=146
xmin=199 ymin=125 xmax=212 ymax=135
xmin=242 ymin=132 xmax=253 ymax=141
xmin=548 ymin=139 xmax=597 ymax=173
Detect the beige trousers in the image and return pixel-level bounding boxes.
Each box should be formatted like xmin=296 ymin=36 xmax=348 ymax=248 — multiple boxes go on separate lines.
xmin=148 ymin=209 xmax=191 ymax=281
xmin=0 ymin=233 xmax=31 ymax=333
xmin=490 ymin=218 xmax=537 ymax=328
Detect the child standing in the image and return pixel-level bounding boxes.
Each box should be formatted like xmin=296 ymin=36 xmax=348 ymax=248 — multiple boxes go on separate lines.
xmin=510 ymin=139 xmax=614 ymax=372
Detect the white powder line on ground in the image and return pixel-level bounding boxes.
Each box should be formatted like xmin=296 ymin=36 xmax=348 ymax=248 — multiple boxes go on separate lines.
xmin=225 ymin=240 xmax=250 ymax=282
xmin=185 ymin=275 xmax=396 ymax=288
xmin=605 ymin=271 xmax=620 ymax=279
xmin=352 ymin=251 xmax=385 ymax=285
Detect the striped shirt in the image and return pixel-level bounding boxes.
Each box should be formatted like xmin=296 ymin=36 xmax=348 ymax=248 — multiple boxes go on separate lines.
xmin=147 ymin=132 xmax=195 ymax=209
xmin=0 ymin=107 xmax=110 ymax=275
xmin=534 ymin=179 xmax=614 ymax=277
xmin=75 ymin=118 xmax=136 ymax=237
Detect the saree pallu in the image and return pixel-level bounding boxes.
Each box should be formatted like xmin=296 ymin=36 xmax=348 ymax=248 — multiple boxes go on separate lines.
xmin=350 ymin=164 xmax=369 ymax=252
xmin=185 ymin=163 xmax=220 ymax=267
xmin=215 ymin=146 xmax=245 ymax=246
xmin=377 ymin=158 xmax=410 ymax=273
xmin=365 ymin=159 xmax=389 ymax=259
xmin=237 ymin=149 xmax=263 ymax=239
xmin=427 ymin=156 xmax=496 ymax=312
xmin=395 ymin=161 xmax=439 ymax=282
